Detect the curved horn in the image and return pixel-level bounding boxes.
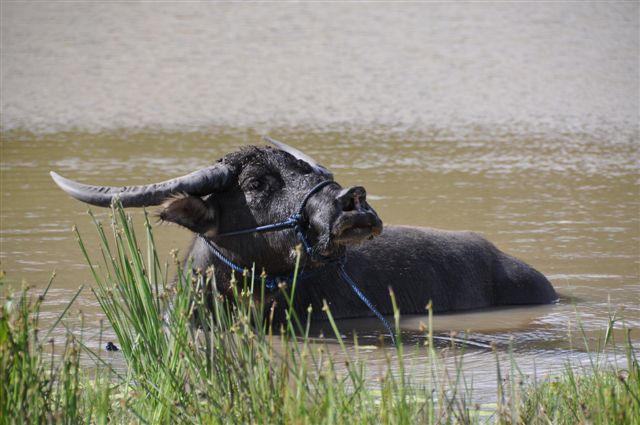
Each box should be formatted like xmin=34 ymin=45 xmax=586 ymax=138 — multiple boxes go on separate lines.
xmin=50 ymin=164 xmax=232 ymax=208
xmin=264 ymin=136 xmax=333 ymax=179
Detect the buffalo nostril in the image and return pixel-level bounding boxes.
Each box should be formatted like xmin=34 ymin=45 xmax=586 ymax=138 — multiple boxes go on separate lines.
xmin=337 ymin=186 xmax=367 ymax=211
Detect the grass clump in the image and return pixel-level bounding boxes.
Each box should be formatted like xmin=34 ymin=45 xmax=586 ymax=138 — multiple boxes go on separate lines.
xmin=519 ymin=330 xmax=639 ymax=424
xmin=0 ymin=272 xmax=112 ymax=424
xmin=74 ymin=204 xmax=436 ymax=424
xmin=1 ymin=204 xmax=638 ymax=423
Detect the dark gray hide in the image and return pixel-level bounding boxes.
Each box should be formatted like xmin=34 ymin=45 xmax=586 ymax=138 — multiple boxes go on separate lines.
xmin=51 ymin=142 xmax=557 ymax=322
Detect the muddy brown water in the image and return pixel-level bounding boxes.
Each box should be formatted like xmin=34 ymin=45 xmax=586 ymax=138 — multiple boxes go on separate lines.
xmin=1 ymin=2 xmax=638 ymax=405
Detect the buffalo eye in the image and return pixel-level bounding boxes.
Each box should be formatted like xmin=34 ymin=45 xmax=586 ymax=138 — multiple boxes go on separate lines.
xmin=245 ymin=178 xmax=265 ymax=191
xmin=242 ymin=174 xmax=281 ymax=193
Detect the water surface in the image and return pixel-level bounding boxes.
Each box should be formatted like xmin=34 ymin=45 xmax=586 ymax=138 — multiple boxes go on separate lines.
xmin=1 ymin=2 xmax=638 ymax=404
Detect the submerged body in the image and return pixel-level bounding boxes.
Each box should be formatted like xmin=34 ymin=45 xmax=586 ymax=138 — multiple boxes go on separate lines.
xmin=189 ymin=224 xmax=557 ymax=321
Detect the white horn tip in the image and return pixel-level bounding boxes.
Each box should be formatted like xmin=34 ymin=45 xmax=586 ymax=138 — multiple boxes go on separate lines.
xmin=50 ymin=171 xmax=65 ymax=186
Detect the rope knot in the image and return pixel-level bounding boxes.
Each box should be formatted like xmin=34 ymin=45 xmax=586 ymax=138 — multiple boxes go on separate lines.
xmin=288 ymin=213 xmax=304 ymax=224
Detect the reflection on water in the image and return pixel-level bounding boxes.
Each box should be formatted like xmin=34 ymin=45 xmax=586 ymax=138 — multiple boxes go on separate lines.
xmin=1 ymin=2 xmax=638 ymax=403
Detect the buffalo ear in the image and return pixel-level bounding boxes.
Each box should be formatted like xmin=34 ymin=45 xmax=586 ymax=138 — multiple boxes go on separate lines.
xmin=158 ymin=194 xmax=219 ymax=236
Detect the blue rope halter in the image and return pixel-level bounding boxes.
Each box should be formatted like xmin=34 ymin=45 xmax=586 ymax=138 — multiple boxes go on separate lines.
xmin=198 ymin=180 xmax=396 ymax=344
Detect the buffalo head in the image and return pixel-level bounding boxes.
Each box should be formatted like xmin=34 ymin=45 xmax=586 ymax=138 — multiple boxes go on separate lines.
xmin=51 ymin=139 xmax=383 ymax=276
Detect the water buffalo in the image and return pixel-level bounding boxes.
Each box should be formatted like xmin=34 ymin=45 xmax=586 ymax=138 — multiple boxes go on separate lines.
xmin=51 ymin=139 xmax=557 ymax=327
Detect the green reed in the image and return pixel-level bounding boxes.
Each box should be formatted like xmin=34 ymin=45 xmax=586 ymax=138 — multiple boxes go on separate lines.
xmin=1 ymin=204 xmax=637 ymax=424
xmin=0 ymin=272 xmax=105 ymax=425
xmin=518 ymin=321 xmax=639 ymax=424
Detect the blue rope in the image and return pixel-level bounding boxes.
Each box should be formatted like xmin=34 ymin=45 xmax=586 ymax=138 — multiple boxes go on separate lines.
xmin=214 ymin=215 xmax=300 ymax=237
xmin=336 ymin=262 xmax=396 ymax=345
xmin=198 ymin=234 xmax=292 ymax=291
xmin=198 ymin=179 xmax=397 ymax=345
xmin=197 ymin=234 xmax=245 ymax=275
